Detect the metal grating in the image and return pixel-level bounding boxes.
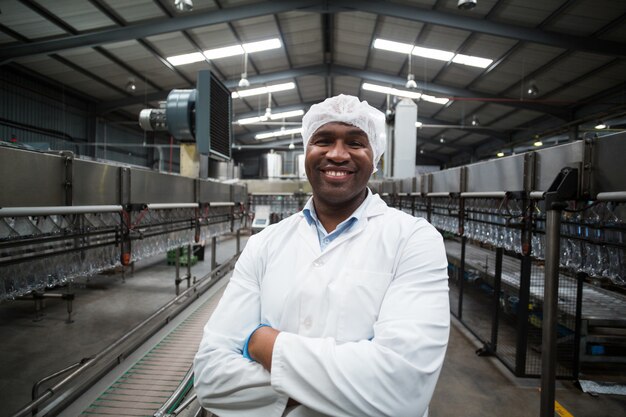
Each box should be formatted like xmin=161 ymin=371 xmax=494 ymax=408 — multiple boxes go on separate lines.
xmin=523 ymin=261 xmax=579 ymax=378
xmin=446 ymin=239 xmax=583 ymax=379
xmin=209 ymin=74 xmax=232 ymax=160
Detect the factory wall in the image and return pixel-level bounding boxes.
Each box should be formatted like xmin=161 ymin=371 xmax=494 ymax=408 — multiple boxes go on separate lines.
xmin=0 ymin=66 xmax=178 ymax=171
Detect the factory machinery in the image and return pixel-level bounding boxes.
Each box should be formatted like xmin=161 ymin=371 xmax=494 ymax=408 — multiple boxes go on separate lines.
xmin=376 ymin=133 xmax=626 ymax=371
xmin=0 ymin=142 xmax=247 ymax=416
xmin=2 ymin=130 xmax=625 ymax=416
xmin=244 ymin=134 xmax=626 ymax=381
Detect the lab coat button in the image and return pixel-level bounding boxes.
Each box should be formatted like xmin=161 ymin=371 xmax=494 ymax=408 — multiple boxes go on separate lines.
xmin=302 ymin=317 xmax=312 ymax=329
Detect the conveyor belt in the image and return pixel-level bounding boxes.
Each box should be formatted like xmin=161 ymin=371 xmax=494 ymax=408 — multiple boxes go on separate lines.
xmin=79 ymin=285 xmax=226 ymax=416
xmin=445 ymin=239 xmax=626 ymax=324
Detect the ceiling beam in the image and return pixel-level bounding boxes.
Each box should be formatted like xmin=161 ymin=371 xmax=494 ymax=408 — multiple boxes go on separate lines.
xmin=0 ymin=0 xmax=320 ymax=63
xmin=96 ymin=65 xmax=329 ymax=113
xmin=4 ymin=0 xmax=623 ymax=65
xmin=101 ymin=64 xmax=569 ymax=118
xmin=332 ymin=66 xmax=571 ymax=119
xmin=337 ymin=0 xmax=626 ymax=58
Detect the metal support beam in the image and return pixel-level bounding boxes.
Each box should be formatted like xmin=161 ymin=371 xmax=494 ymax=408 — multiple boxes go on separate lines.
xmin=96 ymin=64 xmax=568 ymax=118
xmin=341 ymin=0 xmax=626 ymax=58
xmin=541 ymin=167 xmax=578 ymax=417
xmin=97 ymin=66 xmax=330 ymax=113
xmin=333 ymin=66 xmax=570 ymax=119
xmin=0 ymin=0 xmax=321 ymax=63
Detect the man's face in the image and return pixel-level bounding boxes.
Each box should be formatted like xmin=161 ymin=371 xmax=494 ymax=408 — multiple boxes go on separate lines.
xmin=305 ymin=122 xmax=374 ymax=207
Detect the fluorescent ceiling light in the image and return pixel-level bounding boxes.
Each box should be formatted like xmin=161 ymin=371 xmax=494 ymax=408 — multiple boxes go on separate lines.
xmin=595 ymin=122 xmax=607 ymax=129
xmin=238 ymin=109 xmax=304 ymax=125
xmin=166 ymin=52 xmax=205 ymax=66
xmin=167 ymin=38 xmax=281 ymax=66
xmin=373 ymin=38 xmax=413 ymax=54
xmin=496 ymin=152 xmax=504 ymax=157
xmin=412 ymin=46 xmax=454 ymax=62
xmin=374 ymin=38 xmax=493 ymax=69
xmin=362 ymin=82 xmax=422 ymax=100
xmin=232 ymin=82 xmax=295 ymax=99
xmin=243 ymin=38 xmax=281 ymax=53
xmin=533 ymin=141 xmax=543 ymax=147
xmin=255 ymin=127 xmax=303 ymax=140
xmin=363 ymin=83 xmax=449 ymax=104
xmin=204 ymin=44 xmax=244 ymax=60
xmin=421 ymin=94 xmax=449 ymax=105
xmin=452 ymin=54 xmax=493 ymax=68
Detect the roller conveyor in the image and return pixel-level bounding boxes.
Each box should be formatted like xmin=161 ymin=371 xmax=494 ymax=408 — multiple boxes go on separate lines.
xmin=66 ymin=279 xmax=227 ymax=417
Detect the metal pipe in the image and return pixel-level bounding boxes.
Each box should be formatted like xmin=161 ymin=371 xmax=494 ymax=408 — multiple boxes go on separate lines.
xmin=172 ymin=392 xmax=199 ymax=415
xmin=208 ymin=202 xmax=236 ymax=207
xmin=146 ymin=203 xmax=199 ymax=210
xmin=596 ymin=191 xmax=626 ymax=201
xmin=491 ymin=247 xmax=503 ymax=352
xmin=409 ymin=192 xmax=422 ymax=197
xmin=460 ymin=191 xmax=507 ymax=198
xmin=211 ymin=236 xmax=217 ymax=271
xmin=426 ymin=192 xmax=451 ymax=197
xmin=175 ymin=247 xmax=181 ymax=296
xmin=153 ymin=368 xmax=194 ymax=417
xmin=0 ymin=205 xmax=123 ymax=217
xmin=187 ymin=244 xmax=192 ymax=289
xmin=31 ymin=360 xmax=86 ymax=416
xmin=529 ymin=191 xmax=545 ymax=199
xmin=540 ymin=208 xmax=562 ymax=417
xmin=249 ymin=192 xmax=294 ymax=196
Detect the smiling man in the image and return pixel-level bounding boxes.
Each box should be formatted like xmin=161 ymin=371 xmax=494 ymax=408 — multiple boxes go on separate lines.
xmin=194 ymin=95 xmax=450 ymax=417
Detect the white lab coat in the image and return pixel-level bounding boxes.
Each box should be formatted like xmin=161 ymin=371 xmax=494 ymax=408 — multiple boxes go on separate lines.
xmin=193 ymin=192 xmax=450 ymax=417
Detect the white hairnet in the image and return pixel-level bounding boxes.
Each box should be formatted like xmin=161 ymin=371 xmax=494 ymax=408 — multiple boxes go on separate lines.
xmin=301 ymin=94 xmax=386 ymax=172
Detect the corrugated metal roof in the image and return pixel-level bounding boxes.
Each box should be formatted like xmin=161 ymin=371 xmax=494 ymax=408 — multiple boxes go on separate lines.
xmin=0 ymin=0 xmax=624 ymax=165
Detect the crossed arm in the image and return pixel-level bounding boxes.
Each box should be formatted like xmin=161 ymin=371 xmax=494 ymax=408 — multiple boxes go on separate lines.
xmin=193 ymin=224 xmax=450 ymax=417
xmin=248 ymin=326 xmax=280 ymax=371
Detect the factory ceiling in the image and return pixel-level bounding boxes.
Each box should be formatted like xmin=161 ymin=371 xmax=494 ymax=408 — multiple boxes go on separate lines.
xmin=1 ymin=0 xmax=625 ymax=166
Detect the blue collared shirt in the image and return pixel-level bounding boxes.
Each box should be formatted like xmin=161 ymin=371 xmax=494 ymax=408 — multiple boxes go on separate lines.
xmin=302 ymin=190 xmax=371 ymax=251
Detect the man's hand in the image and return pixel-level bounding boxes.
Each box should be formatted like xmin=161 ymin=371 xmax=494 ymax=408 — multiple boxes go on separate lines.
xmin=248 ymin=326 xmax=280 ymax=371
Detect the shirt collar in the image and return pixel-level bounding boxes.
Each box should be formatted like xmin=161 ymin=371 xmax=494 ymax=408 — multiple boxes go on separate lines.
xmin=302 ymin=188 xmax=372 ymax=226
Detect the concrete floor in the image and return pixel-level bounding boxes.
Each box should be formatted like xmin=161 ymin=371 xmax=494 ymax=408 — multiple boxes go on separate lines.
xmin=431 ymin=318 xmax=626 ymax=417
xmin=1 ymin=232 xmax=625 ymax=417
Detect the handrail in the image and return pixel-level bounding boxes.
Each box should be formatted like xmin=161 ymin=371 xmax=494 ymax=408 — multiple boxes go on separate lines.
xmin=172 ymin=392 xmax=199 ymax=416
xmin=146 ymin=203 xmax=199 ymax=209
xmin=153 ymin=368 xmax=195 ymax=417
xmin=596 ymin=191 xmax=626 ymax=201
xmin=31 ymin=359 xmax=90 ymax=416
xmin=460 ymin=191 xmax=508 ymax=198
xmin=0 ymin=205 xmax=123 ymax=217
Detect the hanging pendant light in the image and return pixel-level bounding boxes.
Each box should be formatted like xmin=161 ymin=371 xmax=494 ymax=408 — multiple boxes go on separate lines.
xmin=405 ymin=52 xmax=418 ymax=89
xmin=174 ymin=0 xmax=193 ymax=12
xmin=527 ymin=81 xmax=539 ymax=96
xmin=262 ymin=92 xmax=272 ymax=121
xmin=125 ymin=77 xmax=137 ymax=93
xmin=238 ymin=52 xmax=250 ymax=88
